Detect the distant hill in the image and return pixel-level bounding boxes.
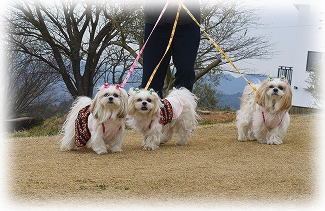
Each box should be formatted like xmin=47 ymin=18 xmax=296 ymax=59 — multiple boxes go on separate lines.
xmin=216 ymin=73 xmax=267 ymax=95
xmin=217 ymin=92 xmax=242 ymax=110
xmin=215 ymin=73 xmax=267 ymax=110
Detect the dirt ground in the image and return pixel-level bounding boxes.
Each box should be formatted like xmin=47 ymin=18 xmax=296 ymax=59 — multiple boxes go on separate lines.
xmin=8 ymin=114 xmax=318 ymax=203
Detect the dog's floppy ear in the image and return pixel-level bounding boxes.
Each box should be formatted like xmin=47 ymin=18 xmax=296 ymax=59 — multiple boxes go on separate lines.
xmin=255 ymin=82 xmax=267 ymax=107
xmin=90 ymin=85 xmax=105 ymax=116
xmin=149 ymin=90 xmax=161 ymax=116
xmin=127 ymin=94 xmax=136 ymax=116
xmin=117 ymin=88 xmax=128 ymax=118
xmin=127 ymin=87 xmax=140 ymax=116
xmin=89 ymin=93 xmax=100 ymax=119
xmin=127 ymin=87 xmax=136 ymax=115
xmin=279 ymin=83 xmax=292 ymax=111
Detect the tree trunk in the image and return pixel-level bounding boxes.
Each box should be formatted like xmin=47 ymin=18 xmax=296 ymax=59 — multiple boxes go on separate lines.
xmin=73 ymin=74 xmax=94 ymax=98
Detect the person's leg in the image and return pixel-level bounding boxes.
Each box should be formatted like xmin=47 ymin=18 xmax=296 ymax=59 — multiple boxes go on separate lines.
xmin=141 ymin=23 xmax=172 ymax=98
xmin=171 ymin=23 xmax=200 ymax=91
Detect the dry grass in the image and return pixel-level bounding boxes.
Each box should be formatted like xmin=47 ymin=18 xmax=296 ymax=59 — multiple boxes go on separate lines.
xmin=199 ymin=111 xmax=236 ymax=124
xmin=11 ymin=114 xmax=66 ymax=137
xmin=8 ymin=114 xmax=318 ymax=203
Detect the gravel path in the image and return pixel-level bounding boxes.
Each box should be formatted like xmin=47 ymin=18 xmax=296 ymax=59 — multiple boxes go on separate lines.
xmin=8 ymin=115 xmax=317 ymax=203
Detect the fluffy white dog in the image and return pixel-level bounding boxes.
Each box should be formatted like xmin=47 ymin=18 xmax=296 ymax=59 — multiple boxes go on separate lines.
xmin=60 ymin=83 xmax=128 ymax=154
xmin=236 ymin=78 xmax=292 ymax=145
xmin=127 ymin=87 xmax=199 ymax=150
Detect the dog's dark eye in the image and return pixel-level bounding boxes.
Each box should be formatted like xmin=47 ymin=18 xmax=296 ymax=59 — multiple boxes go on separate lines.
xmin=278 ymin=86 xmax=284 ymax=90
xmin=113 ymin=93 xmax=119 ymax=97
xmin=137 ymin=98 xmax=142 ymax=102
xmin=269 ymin=85 xmax=274 ymax=89
xmin=147 ymin=98 xmax=152 ymax=103
xmin=104 ymin=93 xmax=109 ymax=97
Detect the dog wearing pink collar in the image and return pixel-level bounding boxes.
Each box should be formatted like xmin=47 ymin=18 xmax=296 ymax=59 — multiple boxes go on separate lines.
xmin=60 ymin=83 xmax=128 ymax=154
xmin=236 ymin=78 xmax=292 ymax=145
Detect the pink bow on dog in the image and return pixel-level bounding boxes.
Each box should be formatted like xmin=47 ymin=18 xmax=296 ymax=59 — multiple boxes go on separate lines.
xmin=102 ymin=83 xmax=120 ymax=89
xmin=103 ymin=83 xmax=110 ymax=88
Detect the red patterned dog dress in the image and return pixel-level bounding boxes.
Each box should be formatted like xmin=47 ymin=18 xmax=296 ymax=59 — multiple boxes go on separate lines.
xmin=159 ymin=99 xmax=173 ymax=125
xmin=75 ymin=105 xmax=92 ymax=148
xmin=159 ymin=95 xmax=184 ymax=125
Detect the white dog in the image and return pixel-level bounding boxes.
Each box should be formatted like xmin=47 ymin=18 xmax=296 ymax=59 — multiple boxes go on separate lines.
xmin=60 ymin=83 xmax=128 ymax=154
xmin=127 ymin=87 xmax=199 ymax=150
xmin=236 ymin=78 xmax=292 ymax=145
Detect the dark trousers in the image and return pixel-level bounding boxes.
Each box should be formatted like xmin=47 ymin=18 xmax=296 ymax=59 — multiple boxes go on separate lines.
xmin=141 ymin=23 xmax=200 ymax=97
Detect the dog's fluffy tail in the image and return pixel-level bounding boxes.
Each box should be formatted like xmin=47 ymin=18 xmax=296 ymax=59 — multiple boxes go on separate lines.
xmin=236 ymin=84 xmax=258 ymax=127
xmin=60 ymin=96 xmax=92 ymax=151
xmin=167 ymin=87 xmax=200 ymax=127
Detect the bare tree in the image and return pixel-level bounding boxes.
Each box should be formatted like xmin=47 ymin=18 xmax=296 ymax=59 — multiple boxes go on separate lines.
xmin=7 ymin=51 xmax=59 ymax=117
xmin=8 ymin=0 xmax=271 ymax=100
xmin=100 ymin=45 xmax=142 ymax=85
xmin=8 ymin=0 xmax=139 ymax=98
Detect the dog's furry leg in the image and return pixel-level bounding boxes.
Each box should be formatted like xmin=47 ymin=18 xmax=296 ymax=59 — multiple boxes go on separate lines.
xmin=108 ymin=129 xmax=124 ymax=153
xmin=247 ymin=129 xmax=255 ymax=140
xmin=266 ymin=127 xmax=283 ymax=145
xmin=237 ymin=124 xmax=248 ymax=141
xmin=236 ymin=113 xmax=250 ymax=141
xmin=90 ymin=130 xmax=108 ymax=154
xmin=176 ymin=128 xmax=191 ymax=146
xmin=265 ymin=121 xmax=290 ymax=145
xmin=160 ymin=127 xmax=173 ymax=145
xmin=143 ymin=135 xmax=160 ymax=150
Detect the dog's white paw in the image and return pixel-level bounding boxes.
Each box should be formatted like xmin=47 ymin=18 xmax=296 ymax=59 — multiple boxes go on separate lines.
xmin=247 ymin=132 xmax=256 ymax=141
xmin=160 ymin=139 xmax=169 ymax=145
xmin=176 ymin=140 xmax=187 ymax=146
xmin=97 ymin=150 xmax=108 ymax=155
xmin=111 ymin=146 xmax=122 ymax=153
xmin=237 ymin=136 xmax=248 ymax=141
xmin=266 ymin=137 xmax=283 ymax=145
xmin=142 ymin=144 xmax=159 ymax=151
xmin=94 ymin=148 xmax=108 ymax=155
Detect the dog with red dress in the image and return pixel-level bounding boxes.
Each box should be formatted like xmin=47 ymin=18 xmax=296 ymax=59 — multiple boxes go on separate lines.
xmin=60 ymin=83 xmax=128 ymax=155
xmin=127 ymin=87 xmax=199 ymax=150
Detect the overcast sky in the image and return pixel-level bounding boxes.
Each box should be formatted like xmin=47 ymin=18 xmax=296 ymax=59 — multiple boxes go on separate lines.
xmin=225 ymin=0 xmax=324 ymax=88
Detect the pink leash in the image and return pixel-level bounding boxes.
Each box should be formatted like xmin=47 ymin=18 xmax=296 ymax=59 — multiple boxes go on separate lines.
xmin=119 ymin=1 xmax=169 ymax=88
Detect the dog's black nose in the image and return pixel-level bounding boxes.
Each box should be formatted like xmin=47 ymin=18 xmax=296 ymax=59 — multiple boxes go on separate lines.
xmin=109 ymin=97 xmax=114 ymax=101
xmin=273 ymin=88 xmax=278 ymax=93
xmin=142 ymin=101 xmax=147 ymax=106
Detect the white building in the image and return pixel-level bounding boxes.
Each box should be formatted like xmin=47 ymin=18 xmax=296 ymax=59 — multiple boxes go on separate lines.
xmin=290 ymin=2 xmax=323 ymax=109
xmin=278 ymin=50 xmax=322 ymax=109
